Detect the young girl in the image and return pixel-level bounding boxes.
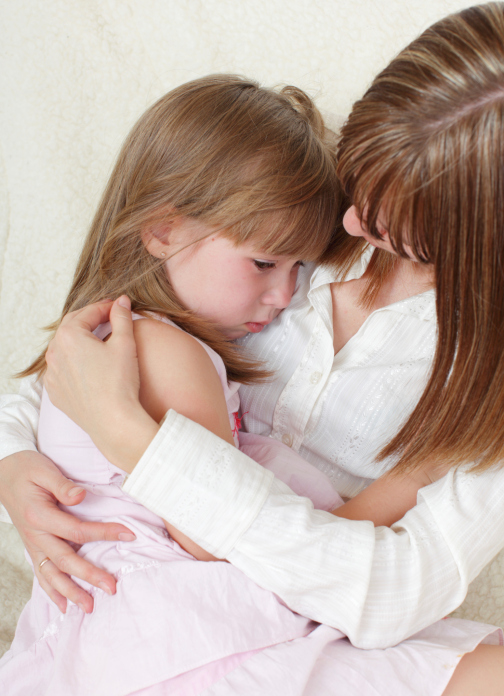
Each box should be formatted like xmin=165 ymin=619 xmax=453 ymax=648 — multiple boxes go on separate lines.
xmin=0 ymin=73 xmax=455 ymax=695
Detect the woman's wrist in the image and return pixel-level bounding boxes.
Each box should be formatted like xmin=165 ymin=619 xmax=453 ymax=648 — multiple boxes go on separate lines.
xmin=93 ymin=402 xmax=160 ymax=474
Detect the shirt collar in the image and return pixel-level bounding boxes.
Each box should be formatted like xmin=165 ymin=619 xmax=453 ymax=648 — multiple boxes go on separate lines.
xmin=308 ymin=247 xmax=436 ymax=324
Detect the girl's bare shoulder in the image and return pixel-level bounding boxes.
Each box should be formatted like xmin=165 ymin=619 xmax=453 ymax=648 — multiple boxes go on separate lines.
xmin=131 ymin=316 xmax=233 ymax=443
xmin=133 ymin=316 xmax=215 ymax=373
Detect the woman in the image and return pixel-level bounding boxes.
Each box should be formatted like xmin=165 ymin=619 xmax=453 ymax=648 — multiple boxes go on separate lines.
xmin=1 ymin=2 xmax=504 ymax=693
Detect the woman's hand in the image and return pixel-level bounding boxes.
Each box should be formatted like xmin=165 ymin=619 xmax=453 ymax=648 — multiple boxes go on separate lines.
xmin=44 ymin=297 xmax=140 ymax=438
xmin=44 ymin=297 xmax=158 ymax=471
xmin=0 ymin=450 xmax=136 ymax=613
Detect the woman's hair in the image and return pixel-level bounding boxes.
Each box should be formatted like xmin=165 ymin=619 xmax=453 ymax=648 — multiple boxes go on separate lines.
xmin=23 ymin=74 xmax=341 ymax=383
xmin=335 ymin=2 xmax=504 ymax=472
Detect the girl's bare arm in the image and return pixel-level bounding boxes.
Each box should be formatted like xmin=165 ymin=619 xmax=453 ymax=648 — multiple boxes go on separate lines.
xmin=132 ymin=316 xmax=235 ymax=560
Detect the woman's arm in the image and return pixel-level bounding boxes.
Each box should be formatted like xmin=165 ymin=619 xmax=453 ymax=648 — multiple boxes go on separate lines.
xmin=333 ymin=466 xmax=441 ymax=526
xmin=0 ymin=375 xmax=42 ymax=463
xmin=125 ymin=416 xmax=504 ymax=648
xmin=44 ymin=299 xmax=504 ymax=648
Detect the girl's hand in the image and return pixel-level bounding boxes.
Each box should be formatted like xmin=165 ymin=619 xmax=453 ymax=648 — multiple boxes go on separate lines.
xmin=45 ymin=297 xmax=157 ymax=470
xmin=0 ymin=450 xmax=135 ymax=613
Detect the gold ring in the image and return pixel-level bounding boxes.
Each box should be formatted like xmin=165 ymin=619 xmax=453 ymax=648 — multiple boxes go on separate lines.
xmin=38 ymin=557 xmax=51 ymax=571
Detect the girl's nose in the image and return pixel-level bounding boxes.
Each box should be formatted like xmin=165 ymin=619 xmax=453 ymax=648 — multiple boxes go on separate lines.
xmin=263 ymin=271 xmax=297 ymax=309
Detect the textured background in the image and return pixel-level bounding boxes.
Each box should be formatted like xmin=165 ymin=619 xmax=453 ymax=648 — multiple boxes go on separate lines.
xmin=1 ymin=0 xmax=502 ymax=655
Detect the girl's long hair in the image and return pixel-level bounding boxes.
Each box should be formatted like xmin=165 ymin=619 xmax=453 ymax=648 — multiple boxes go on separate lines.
xmin=22 ymin=75 xmax=342 ymax=383
xmin=335 ymin=2 xmax=504 ymax=472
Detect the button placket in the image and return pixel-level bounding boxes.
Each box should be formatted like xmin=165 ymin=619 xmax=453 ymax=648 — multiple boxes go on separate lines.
xmin=272 ymin=317 xmax=332 ymax=449
xmin=281 ymin=433 xmax=294 ymax=447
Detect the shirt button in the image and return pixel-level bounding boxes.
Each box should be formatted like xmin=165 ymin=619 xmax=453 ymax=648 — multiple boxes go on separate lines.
xmin=310 ymin=371 xmax=322 ymax=384
xmin=282 ymin=433 xmax=294 ymax=447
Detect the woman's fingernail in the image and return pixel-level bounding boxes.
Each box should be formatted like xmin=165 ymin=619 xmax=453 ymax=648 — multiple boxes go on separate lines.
xmin=118 ymin=532 xmax=136 ymax=541
xmin=69 ymin=487 xmax=85 ymax=497
xmin=77 ymin=602 xmax=88 ymax=613
xmin=99 ymin=582 xmax=114 ymax=596
xmin=117 ymin=295 xmax=131 ymax=309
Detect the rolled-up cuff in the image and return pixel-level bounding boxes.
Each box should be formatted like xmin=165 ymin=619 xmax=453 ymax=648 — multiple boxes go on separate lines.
xmin=122 ymin=410 xmax=274 ymax=557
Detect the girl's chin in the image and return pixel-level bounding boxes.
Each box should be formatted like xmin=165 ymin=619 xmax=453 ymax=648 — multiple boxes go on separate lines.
xmin=221 ymin=327 xmax=249 ymax=340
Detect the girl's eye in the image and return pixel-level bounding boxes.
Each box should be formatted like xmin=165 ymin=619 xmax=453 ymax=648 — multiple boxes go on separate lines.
xmin=253 ymin=259 xmax=276 ymax=270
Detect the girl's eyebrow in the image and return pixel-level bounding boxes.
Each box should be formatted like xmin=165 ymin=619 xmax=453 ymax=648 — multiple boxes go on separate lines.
xmin=252 ymin=252 xmax=283 ymax=261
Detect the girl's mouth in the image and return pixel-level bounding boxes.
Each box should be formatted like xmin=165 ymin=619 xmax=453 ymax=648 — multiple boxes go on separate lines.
xmin=245 ymin=322 xmax=267 ymax=333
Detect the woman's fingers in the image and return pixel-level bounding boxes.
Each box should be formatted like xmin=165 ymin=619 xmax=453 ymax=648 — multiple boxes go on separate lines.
xmin=34 ymin=552 xmax=96 ymax=614
xmin=26 ymin=498 xmax=135 ymax=546
xmin=44 ymin=296 xmax=142 ymax=443
xmin=27 ymin=525 xmax=119 ymax=612
xmin=43 ymin=296 xmax=149 ymax=469
xmin=31 ymin=532 xmax=118 ymax=613
xmin=0 ymin=451 xmax=136 ymax=609
xmin=58 ymin=299 xmax=114 ymax=330
xmin=35 ymin=562 xmax=70 ymax=614
xmin=22 ymin=504 xmax=134 ymax=602
xmin=109 ymin=295 xmax=134 ymax=338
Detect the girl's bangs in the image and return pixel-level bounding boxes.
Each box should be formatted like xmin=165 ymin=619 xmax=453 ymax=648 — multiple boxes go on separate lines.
xmin=225 ymin=201 xmax=336 ymax=261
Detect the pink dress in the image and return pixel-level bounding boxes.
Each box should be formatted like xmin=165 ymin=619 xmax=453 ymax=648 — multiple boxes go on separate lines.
xmin=0 ymin=317 xmax=501 ymax=696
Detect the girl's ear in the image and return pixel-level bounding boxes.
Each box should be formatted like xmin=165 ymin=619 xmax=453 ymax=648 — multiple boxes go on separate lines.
xmin=141 ymin=223 xmax=172 ymax=259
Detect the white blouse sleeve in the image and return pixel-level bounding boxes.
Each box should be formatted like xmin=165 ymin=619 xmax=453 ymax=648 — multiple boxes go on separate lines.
xmin=123 ymin=410 xmax=504 ymax=649
xmin=0 ymin=376 xmax=42 ymax=523
xmin=0 ymin=375 xmax=42 ymax=461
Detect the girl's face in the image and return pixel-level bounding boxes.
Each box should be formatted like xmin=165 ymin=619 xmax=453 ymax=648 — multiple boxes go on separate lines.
xmin=164 ymin=224 xmax=304 ymax=340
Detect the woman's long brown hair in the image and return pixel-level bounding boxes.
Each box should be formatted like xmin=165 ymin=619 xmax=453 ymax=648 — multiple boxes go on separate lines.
xmin=21 ymin=75 xmax=341 ymax=384
xmin=335 ymin=3 xmax=504 ymax=473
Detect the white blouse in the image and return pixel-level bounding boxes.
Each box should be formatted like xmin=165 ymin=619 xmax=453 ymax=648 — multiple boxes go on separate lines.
xmin=2 ymin=257 xmax=504 ymax=648
xmin=238 ymin=256 xmax=437 ymax=497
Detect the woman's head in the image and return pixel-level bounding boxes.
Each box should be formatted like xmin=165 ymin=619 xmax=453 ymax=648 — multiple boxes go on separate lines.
xmin=338 ymin=2 xmax=504 ymax=267
xmin=337 ymin=3 xmax=504 ymax=471
xmin=30 ymin=75 xmax=341 ymax=382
